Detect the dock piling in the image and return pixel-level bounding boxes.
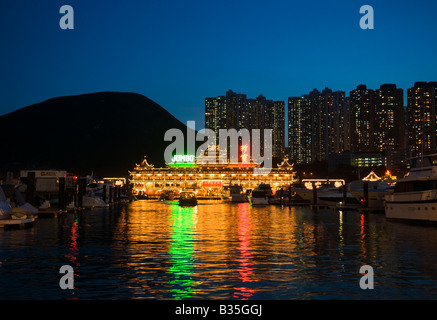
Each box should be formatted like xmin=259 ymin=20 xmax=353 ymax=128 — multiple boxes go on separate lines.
xmin=26 ymin=172 xmax=36 ymax=206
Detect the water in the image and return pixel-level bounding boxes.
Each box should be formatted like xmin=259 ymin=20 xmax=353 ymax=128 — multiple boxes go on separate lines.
xmin=1 ymin=200 xmax=437 ymax=300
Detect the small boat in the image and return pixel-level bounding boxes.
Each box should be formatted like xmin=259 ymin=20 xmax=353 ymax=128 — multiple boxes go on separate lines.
xmin=230 ymin=185 xmax=248 ymax=203
xmin=250 ymin=188 xmax=269 ymax=206
xmin=178 ymin=191 xmax=198 ymax=206
xmin=160 ymin=190 xmax=175 ymax=201
xmin=82 ymin=194 xmax=108 ymax=209
xmin=269 ymin=188 xmax=290 ymax=205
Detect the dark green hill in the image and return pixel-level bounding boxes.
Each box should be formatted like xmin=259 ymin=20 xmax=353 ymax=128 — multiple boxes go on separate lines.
xmin=0 ymin=92 xmax=190 ymax=177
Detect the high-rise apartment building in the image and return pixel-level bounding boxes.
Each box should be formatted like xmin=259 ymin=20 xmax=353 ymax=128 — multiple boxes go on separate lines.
xmin=288 ymin=88 xmax=348 ymax=164
xmin=407 ymin=81 xmax=437 ymax=157
xmin=374 ymin=84 xmax=406 ymax=166
xmin=349 ymin=85 xmax=375 ymax=152
xmin=205 ymin=90 xmax=285 ymax=159
xmin=288 ymin=95 xmax=312 ymax=163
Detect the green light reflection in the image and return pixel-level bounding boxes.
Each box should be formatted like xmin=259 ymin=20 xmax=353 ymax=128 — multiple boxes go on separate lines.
xmin=168 ymin=205 xmax=196 ymax=299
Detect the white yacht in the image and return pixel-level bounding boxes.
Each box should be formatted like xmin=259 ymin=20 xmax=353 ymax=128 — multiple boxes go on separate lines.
xmin=385 ymin=154 xmax=437 ymax=222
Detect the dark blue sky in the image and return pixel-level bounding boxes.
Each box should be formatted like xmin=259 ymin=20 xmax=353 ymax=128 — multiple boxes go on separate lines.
xmin=1 ymin=0 xmax=436 ymax=126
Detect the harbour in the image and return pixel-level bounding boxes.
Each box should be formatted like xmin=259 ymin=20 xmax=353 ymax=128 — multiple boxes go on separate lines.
xmin=2 ymin=200 xmax=437 ymax=299
xmin=1 ymin=153 xmax=437 ymax=300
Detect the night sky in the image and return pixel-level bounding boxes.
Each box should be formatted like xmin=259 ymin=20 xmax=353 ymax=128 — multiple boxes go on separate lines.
xmin=1 ymin=0 xmax=436 ymax=126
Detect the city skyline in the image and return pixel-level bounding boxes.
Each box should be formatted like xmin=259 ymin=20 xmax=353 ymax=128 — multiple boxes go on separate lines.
xmin=206 ymin=80 xmax=436 ymax=169
xmin=1 ymin=0 xmax=437 ymax=127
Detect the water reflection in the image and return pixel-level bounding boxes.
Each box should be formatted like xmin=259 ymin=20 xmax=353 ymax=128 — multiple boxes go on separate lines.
xmin=67 ymin=215 xmax=79 ymax=296
xmin=168 ymin=205 xmax=196 ymax=299
xmin=233 ymin=203 xmax=255 ymax=299
xmin=3 ymin=201 xmax=437 ymax=299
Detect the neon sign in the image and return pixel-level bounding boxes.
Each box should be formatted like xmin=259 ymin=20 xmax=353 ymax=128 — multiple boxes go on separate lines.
xmin=168 ymin=154 xmax=197 ymax=169
xmin=171 ymin=155 xmax=195 ymax=163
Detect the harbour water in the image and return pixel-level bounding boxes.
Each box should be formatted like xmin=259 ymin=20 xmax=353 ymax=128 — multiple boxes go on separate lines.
xmin=1 ymin=200 xmax=437 ymax=300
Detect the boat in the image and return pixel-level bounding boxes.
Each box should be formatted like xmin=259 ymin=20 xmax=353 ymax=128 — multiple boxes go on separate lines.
xmin=349 ymin=179 xmax=393 ymax=210
xmin=385 ymin=154 xmax=437 ymax=222
xmin=0 ymin=200 xmax=11 ymax=216
xmin=249 ymin=187 xmax=270 ymax=206
xmin=159 ymin=190 xmax=175 ymax=201
xmin=269 ymin=188 xmax=290 ymax=205
xmin=316 ymin=187 xmax=361 ymax=208
xmin=293 ymin=186 xmax=339 ymax=205
xmin=83 ymin=193 xmax=109 ymax=209
xmin=178 ymin=191 xmax=198 ymax=206
xmin=0 ymin=186 xmax=37 ymax=228
xmin=229 ymin=185 xmax=248 ymax=203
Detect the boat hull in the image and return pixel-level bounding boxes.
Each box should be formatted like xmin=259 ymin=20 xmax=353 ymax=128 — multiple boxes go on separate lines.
xmin=385 ymin=201 xmax=437 ymax=222
xmin=178 ymin=200 xmax=198 ymax=206
xmin=231 ymin=194 xmax=248 ymax=203
xmin=385 ymin=190 xmax=437 ymax=222
xmin=250 ymin=197 xmax=269 ymax=205
xmin=350 ymin=190 xmax=389 ymax=209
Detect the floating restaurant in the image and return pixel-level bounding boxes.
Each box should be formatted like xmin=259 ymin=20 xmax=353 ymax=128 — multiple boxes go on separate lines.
xmin=129 ymin=153 xmax=296 ymax=198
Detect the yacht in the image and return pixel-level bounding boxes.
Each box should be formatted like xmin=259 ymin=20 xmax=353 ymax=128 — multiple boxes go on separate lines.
xmin=385 ymin=154 xmax=437 ymax=222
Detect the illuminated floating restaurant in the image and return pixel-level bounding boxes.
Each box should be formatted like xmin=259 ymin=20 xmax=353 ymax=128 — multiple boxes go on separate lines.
xmin=129 ymin=152 xmax=297 ymax=198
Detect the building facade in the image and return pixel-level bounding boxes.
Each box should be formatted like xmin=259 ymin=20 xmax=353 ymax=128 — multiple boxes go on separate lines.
xmin=407 ymin=81 xmax=437 ymax=157
xmin=205 ymin=90 xmax=285 ymax=159
xmin=130 ymin=156 xmax=296 ymax=198
xmin=288 ymin=88 xmax=348 ymax=164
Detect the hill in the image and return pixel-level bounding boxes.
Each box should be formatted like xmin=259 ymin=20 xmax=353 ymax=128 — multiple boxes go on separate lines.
xmin=0 ymin=92 xmax=191 ymax=177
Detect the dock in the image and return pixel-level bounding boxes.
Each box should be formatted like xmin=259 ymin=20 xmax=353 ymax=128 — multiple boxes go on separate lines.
xmin=0 ymin=216 xmax=36 ymax=229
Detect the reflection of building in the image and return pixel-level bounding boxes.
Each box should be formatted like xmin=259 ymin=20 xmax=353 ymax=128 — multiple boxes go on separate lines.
xmin=129 ymin=156 xmax=296 ymax=198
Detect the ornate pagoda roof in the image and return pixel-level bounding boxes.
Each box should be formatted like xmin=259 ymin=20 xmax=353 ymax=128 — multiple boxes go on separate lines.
xmin=277 ymin=157 xmax=294 ymax=170
xmin=362 ymin=170 xmax=381 ymax=181
xmin=135 ymin=156 xmax=154 ymax=170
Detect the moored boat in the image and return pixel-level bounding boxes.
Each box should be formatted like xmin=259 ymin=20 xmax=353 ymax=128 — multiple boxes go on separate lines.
xmin=159 ymin=190 xmax=175 ymax=201
xmin=249 ymin=186 xmax=270 ymax=206
xmin=385 ymin=154 xmax=437 ymax=222
xmin=229 ymin=185 xmax=248 ymax=203
xmin=178 ymin=191 xmax=198 ymax=206
xmin=349 ymin=179 xmax=393 ymax=210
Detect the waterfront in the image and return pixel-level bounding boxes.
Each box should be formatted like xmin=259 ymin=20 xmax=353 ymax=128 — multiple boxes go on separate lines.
xmin=1 ymin=200 xmax=437 ymax=300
